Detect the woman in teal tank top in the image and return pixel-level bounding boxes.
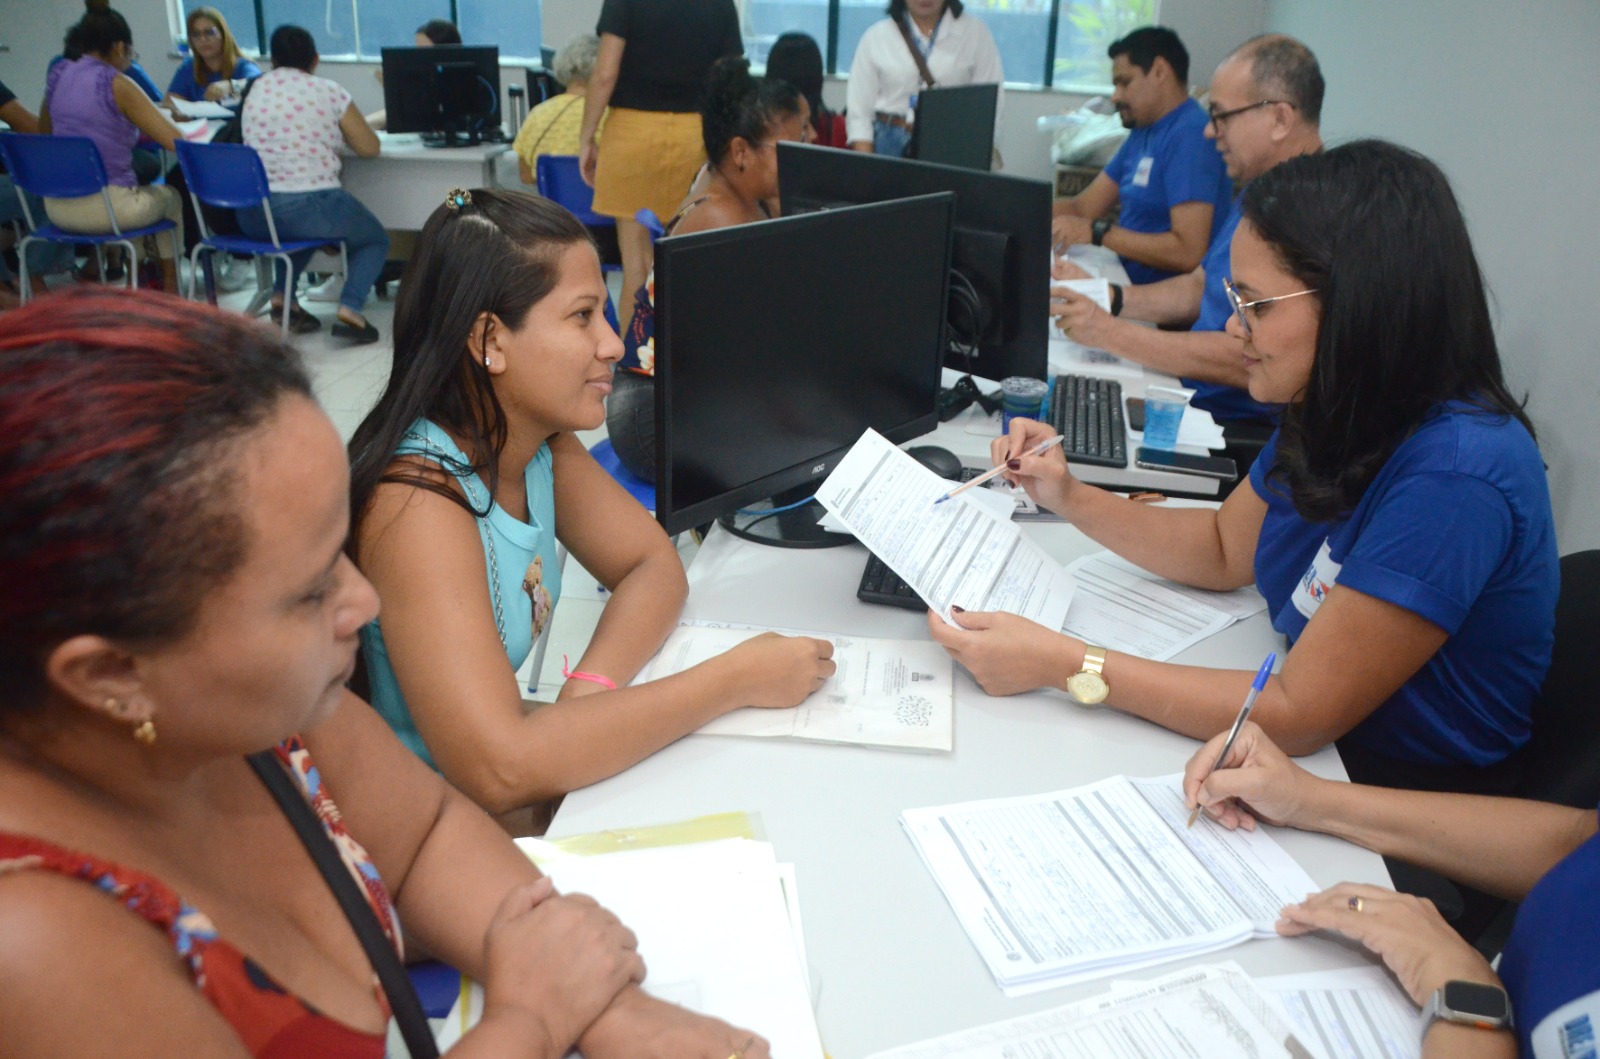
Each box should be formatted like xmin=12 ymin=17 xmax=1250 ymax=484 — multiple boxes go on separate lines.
xmin=347 ymin=189 xmax=835 ymax=832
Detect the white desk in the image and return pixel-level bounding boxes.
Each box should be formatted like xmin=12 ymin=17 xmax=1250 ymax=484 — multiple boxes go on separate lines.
xmin=549 ymin=518 xmax=1392 ymax=1057
xmin=341 ymin=133 xmax=511 ymax=230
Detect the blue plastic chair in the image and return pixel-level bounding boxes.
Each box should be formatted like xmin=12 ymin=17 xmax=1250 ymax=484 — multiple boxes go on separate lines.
xmin=635 ymin=207 xmax=666 ymax=241
xmin=0 ymin=132 xmax=181 ymax=303
xmin=174 ymin=140 xmax=348 ymax=338
xmin=588 ymin=437 xmax=656 ymax=511
xmin=535 ymin=154 xmax=621 ymax=271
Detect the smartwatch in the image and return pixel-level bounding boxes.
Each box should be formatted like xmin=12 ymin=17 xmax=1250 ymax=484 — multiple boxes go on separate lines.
xmin=1091 ymin=217 xmax=1112 ymax=247
xmin=1423 ymin=981 xmax=1512 ymax=1035
xmin=1066 ymin=646 xmax=1110 ymax=706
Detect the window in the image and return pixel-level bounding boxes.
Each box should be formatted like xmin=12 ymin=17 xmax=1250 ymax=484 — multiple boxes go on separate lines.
xmin=744 ymin=0 xmax=1153 ymax=88
xmin=181 ymin=1 xmax=541 ymax=63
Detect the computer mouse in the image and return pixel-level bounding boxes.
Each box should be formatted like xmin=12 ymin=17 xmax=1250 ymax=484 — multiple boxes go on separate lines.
xmin=906 ymin=445 xmax=965 ymax=481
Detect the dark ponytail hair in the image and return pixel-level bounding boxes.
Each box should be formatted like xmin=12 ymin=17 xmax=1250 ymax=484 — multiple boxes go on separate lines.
xmin=700 ymin=55 xmax=805 ymax=166
xmin=347 ymin=190 xmax=592 ymax=551
xmin=1246 ymin=140 xmax=1531 ymax=522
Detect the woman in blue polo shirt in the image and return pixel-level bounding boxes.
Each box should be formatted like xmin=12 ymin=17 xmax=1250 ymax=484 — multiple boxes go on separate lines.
xmin=932 ymin=140 xmax=1558 ymax=795
xmin=164 ymin=7 xmax=259 ymax=104
xmin=1183 ymin=721 xmax=1597 ymax=1058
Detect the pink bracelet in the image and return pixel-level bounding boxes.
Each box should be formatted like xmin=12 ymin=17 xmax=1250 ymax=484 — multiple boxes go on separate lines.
xmin=561 ymin=655 xmax=617 ymax=691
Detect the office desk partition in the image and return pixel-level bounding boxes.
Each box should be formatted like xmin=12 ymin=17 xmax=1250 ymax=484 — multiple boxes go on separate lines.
xmin=549 ymin=517 xmax=1394 ymax=1057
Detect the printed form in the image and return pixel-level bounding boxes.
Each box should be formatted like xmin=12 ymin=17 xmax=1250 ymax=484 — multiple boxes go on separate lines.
xmin=637 ymin=620 xmax=955 ymax=751
xmin=815 ymin=429 xmax=1074 ymax=629
xmin=901 ymin=774 xmax=1319 ymax=993
xmin=1061 ymin=551 xmax=1268 ymax=661
xmin=1260 ymin=966 xmax=1422 ymax=1059
xmin=866 ymin=963 xmax=1323 ymax=1059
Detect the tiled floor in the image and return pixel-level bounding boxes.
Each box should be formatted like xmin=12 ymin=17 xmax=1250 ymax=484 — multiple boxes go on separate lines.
xmin=207 ymin=266 xmax=669 ymax=697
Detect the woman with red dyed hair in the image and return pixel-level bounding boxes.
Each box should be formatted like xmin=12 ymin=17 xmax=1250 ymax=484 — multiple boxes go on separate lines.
xmin=0 ymin=288 xmax=771 ymax=1059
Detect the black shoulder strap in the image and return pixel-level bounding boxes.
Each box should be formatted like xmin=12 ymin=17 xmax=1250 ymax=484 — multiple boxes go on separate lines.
xmin=895 ymin=17 xmax=939 ymax=89
xmin=247 ymin=750 xmax=441 ymax=1059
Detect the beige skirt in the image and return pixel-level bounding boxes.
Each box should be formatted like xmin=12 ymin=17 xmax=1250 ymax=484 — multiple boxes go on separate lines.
xmin=592 ymin=107 xmax=706 ymax=222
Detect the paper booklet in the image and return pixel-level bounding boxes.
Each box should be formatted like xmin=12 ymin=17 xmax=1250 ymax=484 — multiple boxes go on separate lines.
xmin=637 ymin=619 xmax=955 ymax=751
xmin=1061 ymin=551 xmax=1269 ymax=661
xmin=902 ymin=774 xmax=1319 ymax=995
xmin=867 ymin=962 xmax=1327 ymax=1059
xmin=815 ymin=429 xmax=1075 ymax=629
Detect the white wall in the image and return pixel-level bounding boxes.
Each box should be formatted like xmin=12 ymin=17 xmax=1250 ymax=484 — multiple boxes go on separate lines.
xmin=1267 ymin=0 xmax=1600 ymax=554
xmin=0 ymin=0 xmax=181 ymax=107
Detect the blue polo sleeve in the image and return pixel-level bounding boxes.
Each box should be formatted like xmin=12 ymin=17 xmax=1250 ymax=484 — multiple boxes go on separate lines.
xmin=1160 ymin=126 xmax=1229 ymax=208
xmin=1336 ymin=471 xmax=1513 ymax=635
xmin=1102 ymin=133 xmax=1133 ymax=186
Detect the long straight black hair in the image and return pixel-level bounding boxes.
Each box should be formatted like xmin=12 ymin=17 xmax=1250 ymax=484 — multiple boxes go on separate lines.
xmin=346 ymin=189 xmax=591 ymax=558
xmin=1244 ymin=140 xmax=1531 ymax=522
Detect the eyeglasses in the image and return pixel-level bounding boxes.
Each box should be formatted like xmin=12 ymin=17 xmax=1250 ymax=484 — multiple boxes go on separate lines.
xmin=1207 ymin=99 xmax=1288 ymax=132
xmin=190 ymin=25 xmax=222 ymax=40
xmin=1223 ymin=277 xmax=1319 ymax=338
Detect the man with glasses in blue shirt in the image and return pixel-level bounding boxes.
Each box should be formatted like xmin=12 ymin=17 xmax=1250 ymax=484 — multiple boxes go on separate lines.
xmin=1052 ymin=34 xmax=1325 ymax=467
xmin=1052 ymin=26 xmax=1233 ymax=285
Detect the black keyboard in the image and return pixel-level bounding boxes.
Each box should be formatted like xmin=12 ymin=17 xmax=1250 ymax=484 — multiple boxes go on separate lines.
xmin=857 ymin=552 xmax=929 ymax=610
xmin=1046 ymin=373 xmax=1127 ymax=468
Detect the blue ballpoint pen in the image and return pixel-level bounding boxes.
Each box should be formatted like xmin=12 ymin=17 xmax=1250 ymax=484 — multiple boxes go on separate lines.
xmin=1187 ymin=652 xmax=1277 ymax=828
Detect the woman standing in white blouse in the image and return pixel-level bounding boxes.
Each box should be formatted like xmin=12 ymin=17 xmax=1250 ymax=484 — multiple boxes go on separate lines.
xmin=845 ymin=0 xmax=1003 ymax=157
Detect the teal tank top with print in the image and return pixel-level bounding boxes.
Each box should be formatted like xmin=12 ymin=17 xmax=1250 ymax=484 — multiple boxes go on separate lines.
xmin=360 ymin=419 xmax=562 ymax=770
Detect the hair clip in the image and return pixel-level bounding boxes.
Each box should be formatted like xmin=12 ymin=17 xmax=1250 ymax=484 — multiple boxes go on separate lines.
xmin=445 ymin=188 xmax=472 ymax=211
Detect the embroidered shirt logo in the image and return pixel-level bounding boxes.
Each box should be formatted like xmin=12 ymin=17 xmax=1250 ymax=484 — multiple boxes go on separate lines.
xmin=1291 ymin=539 xmax=1342 ymax=620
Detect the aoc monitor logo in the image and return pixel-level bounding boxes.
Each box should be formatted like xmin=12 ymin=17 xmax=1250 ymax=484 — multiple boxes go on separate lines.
xmin=811 ymin=461 xmax=829 ymax=475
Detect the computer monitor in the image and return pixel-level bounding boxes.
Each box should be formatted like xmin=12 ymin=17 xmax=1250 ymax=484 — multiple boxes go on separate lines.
xmin=778 ymin=142 xmax=1050 ymax=386
xmin=382 ymin=45 xmax=501 ymax=146
xmin=654 ymin=193 xmax=956 ymax=545
xmin=910 ymin=84 xmax=998 ymax=171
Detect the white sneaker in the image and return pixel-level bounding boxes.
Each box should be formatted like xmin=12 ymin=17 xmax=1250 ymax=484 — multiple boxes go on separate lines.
xmin=212 ymin=255 xmax=254 ymax=293
xmin=302 ymin=273 xmax=343 ymax=303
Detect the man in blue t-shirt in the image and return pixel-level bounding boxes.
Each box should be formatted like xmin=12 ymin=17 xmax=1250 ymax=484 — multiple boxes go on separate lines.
xmin=1052 ymin=36 xmax=1324 ymax=435
xmin=1052 ymin=27 xmax=1232 ymax=285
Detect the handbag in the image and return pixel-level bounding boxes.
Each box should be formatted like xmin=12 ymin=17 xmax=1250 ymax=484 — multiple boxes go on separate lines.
xmin=208 ymin=76 xmax=257 ymax=146
xmin=248 ymin=749 xmax=442 ymax=1059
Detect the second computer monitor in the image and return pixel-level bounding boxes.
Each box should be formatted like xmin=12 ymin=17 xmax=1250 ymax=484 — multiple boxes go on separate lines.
xmin=654 ymin=194 xmax=956 ymax=543
xmin=910 ymin=83 xmax=998 ymax=171
xmin=778 ymin=142 xmax=1050 ymax=384
xmin=383 ymin=45 xmax=500 ymax=145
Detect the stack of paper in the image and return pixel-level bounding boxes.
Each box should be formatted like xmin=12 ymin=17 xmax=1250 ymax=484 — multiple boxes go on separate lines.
xmin=1261 ymin=967 xmax=1422 ymax=1059
xmin=1061 ymin=551 xmax=1268 ymax=660
xmin=436 ymin=829 xmax=824 ymax=1057
xmin=866 ymin=962 xmax=1327 ymax=1059
xmin=637 ymin=619 xmax=955 ymax=751
xmin=902 ymin=774 xmax=1319 ymax=994
xmin=815 ymin=429 xmax=1075 ymax=629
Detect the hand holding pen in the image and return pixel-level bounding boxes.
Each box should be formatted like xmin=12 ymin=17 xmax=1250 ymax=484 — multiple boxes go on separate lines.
xmin=1186 ymin=653 xmax=1276 ymax=828
xmin=934 ymin=435 xmax=1066 ymax=505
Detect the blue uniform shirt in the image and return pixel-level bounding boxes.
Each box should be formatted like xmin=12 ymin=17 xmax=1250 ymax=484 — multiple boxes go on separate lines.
xmin=165 ymin=56 xmax=262 ymax=101
xmin=1499 ymin=805 xmax=1600 ymax=1057
xmin=361 ymin=419 xmax=563 ymax=770
xmin=1102 ymin=98 xmax=1234 ymax=286
xmin=1250 ymin=403 xmax=1557 ymax=766
xmin=1184 ymin=199 xmax=1277 ymax=423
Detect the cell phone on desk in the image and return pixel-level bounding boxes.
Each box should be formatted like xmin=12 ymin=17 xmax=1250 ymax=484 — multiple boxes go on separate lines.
xmin=1134 ymin=446 xmax=1238 ymax=480
xmin=1125 ymin=396 xmax=1146 ymax=432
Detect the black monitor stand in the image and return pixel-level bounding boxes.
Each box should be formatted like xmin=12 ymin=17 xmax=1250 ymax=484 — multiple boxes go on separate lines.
xmin=716 ymin=484 xmax=855 ymax=549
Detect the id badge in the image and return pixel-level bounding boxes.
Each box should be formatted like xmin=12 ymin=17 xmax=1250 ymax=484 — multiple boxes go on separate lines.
xmin=1291 ymin=539 xmax=1342 ymax=619
xmin=1133 ymin=156 xmax=1154 ymax=187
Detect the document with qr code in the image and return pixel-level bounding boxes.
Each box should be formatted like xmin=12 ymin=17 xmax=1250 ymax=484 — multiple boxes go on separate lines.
xmin=636 ymin=619 xmax=955 ymax=751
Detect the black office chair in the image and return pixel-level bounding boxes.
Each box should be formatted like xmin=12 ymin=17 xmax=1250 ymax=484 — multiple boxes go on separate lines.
xmin=1465 ymin=548 xmax=1600 ymax=956
xmin=527 ymin=68 xmax=564 ymax=105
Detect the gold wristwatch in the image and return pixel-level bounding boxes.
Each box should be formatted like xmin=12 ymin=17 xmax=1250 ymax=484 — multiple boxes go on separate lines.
xmin=1066 ymin=645 xmax=1110 ymax=706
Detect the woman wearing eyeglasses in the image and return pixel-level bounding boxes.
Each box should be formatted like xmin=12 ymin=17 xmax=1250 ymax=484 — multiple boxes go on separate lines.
xmin=930 ymin=140 xmax=1558 ymax=800
xmin=165 ymin=7 xmax=259 ymax=105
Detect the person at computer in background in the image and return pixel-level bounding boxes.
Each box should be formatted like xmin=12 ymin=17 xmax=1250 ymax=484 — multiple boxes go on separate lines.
xmin=579 ymin=0 xmax=743 ymax=336
xmin=514 ymin=34 xmax=602 ymax=184
xmin=765 ymin=32 xmax=848 ymax=149
xmin=1182 ymin=721 xmax=1597 ymax=1059
xmin=164 ymin=7 xmax=260 ymax=105
xmin=240 ymin=24 xmax=386 ymax=344
xmin=39 ymin=8 xmax=185 ymax=293
xmin=0 ymin=288 xmax=774 ymax=1059
xmin=347 ymin=189 xmax=834 ymax=836
xmin=1052 ymin=35 xmax=1324 ymax=439
xmin=845 ymin=0 xmax=1003 ymax=159
xmin=1051 ymin=26 xmax=1233 ymax=284
xmin=365 ymin=19 xmax=459 ymax=131
xmin=932 ymin=141 xmax=1558 ymax=799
